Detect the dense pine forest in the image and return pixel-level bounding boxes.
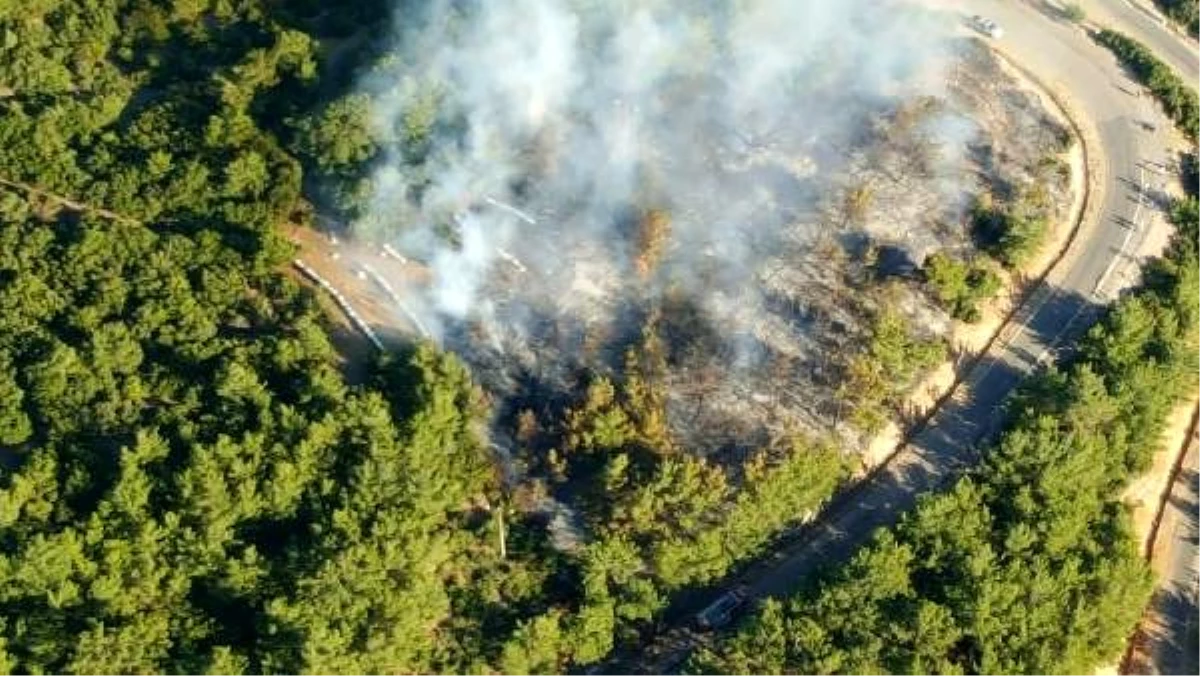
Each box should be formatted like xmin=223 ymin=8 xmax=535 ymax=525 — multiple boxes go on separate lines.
xmin=0 ymin=1 xmax=849 ymax=671
xmin=0 ymin=1 xmax=1196 ymax=674
xmin=0 ymin=0 xmax=534 ymax=671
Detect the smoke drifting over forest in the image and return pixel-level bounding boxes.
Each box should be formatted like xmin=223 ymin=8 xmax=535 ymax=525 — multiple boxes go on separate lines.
xmin=356 ymin=0 xmax=963 ymax=333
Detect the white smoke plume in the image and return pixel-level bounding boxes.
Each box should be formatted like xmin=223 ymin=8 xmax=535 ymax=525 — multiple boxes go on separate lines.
xmin=353 ymin=0 xmax=966 ymax=372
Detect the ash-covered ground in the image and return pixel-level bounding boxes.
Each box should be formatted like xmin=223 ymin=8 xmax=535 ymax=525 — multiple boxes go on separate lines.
xmin=341 ymin=1 xmax=1071 ymax=463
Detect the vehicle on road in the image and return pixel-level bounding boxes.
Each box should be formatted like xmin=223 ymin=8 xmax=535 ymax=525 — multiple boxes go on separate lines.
xmin=970 ymin=15 xmax=1004 ymax=38
xmin=695 ymin=587 xmax=748 ymax=630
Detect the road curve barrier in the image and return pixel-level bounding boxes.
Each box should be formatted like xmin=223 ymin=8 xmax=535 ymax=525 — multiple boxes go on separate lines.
xmin=293 ymin=259 xmax=385 ymax=351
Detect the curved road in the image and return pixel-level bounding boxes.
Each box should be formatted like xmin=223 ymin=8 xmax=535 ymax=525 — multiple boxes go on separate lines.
xmin=620 ymin=1 xmax=1192 ymax=672
xmin=1089 ymin=0 xmax=1200 ymax=672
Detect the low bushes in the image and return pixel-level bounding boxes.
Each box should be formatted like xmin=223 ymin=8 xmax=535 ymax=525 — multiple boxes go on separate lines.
xmin=922 ymin=252 xmax=1002 ymax=322
xmin=1095 ymin=29 xmax=1199 ymax=141
xmin=1153 ymin=0 xmax=1199 ymax=37
xmin=971 ymin=188 xmax=1051 ymax=269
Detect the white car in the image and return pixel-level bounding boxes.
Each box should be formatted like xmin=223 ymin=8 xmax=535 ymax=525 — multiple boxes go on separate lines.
xmin=971 ymin=15 xmax=1004 ymax=38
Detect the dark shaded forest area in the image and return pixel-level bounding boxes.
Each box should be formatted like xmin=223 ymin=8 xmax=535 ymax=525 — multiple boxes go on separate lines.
xmin=1153 ymin=0 xmax=1199 ymax=36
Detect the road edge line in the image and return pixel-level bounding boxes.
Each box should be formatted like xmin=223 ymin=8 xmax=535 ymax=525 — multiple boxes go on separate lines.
xmin=619 ymin=43 xmax=1106 ymax=674
xmin=1118 ymin=402 xmax=1200 ymax=675
xmin=861 ymin=42 xmax=1100 ymax=484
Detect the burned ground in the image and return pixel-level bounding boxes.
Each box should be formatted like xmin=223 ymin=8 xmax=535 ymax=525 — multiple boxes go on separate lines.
xmin=297 ymin=38 xmax=1073 ymax=513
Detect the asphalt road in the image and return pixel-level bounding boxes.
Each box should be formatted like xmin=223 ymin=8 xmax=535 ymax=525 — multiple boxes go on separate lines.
xmin=619 ymin=1 xmax=1191 ymax=672
xmin=741 ymin=0 xmax=1185 ymax=602
xmin=1089 ymin=1 xmax=1200 ymax=672
xmin=1154 ymin=429 xmax=1200 ymax=675
xmin=1084 ymin=0 xmax=1198 ymax=78
xmin=1136 ymin=415 xmax=1199 ymax=675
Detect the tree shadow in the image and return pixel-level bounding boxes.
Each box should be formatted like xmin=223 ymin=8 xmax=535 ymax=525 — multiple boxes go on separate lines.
xmin=1132 ymin=584 xmax=1200 ymax=675
xmin=1009 ymin=284 xmax=1104 ymax=360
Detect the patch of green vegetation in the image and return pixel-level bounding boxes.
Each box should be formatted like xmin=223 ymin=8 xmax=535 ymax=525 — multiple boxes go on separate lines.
xmin=1096 ymin=29 xmax=1199 ymax=141
xmin=923 ymin=252 xmax=1002 ymax=322
xmin=504 ymin=322 xmax=851 ymax=669
xmin=1062 ymin=2 xmax=1087 ymax=23
xmin=693 ymin=167 xmax=1200 ymax=676
xmin=972 ymin=187 xmax=1052 ymax=269
xmin=838 ymin=308 xmax=946 ymax=434
xmin=0 ymin=194 xmax=569 ymax=673
xmin=1153 ymin=0 xmax=1199 ymax=37
xmin=0 ymin=2 xmax=577 ymax=672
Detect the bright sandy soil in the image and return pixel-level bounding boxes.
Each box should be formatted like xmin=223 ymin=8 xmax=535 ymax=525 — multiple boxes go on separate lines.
xmin=1125 ymin=398 xmax=1200 ymax=557
xmin=1093 ymin=397 xmax=1199 ymax=675
xmin=286 ymin=224 xmax=431 ymax=382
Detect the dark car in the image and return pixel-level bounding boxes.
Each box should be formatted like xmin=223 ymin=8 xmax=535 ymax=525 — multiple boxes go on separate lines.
xmin=694 ymin=587 xmax=748 ymax=630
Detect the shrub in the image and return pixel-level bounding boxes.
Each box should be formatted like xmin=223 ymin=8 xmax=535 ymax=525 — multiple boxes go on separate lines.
xmin=1063 ymin=3 xmax=1087 ymax=22
xmin=923 ymin=252 xmax=1002 ymax=322
xmin=972 ymin=192 xmax=1049 ymax=269
xmin=1095 ymin=29 xmax=1199 ymax=141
